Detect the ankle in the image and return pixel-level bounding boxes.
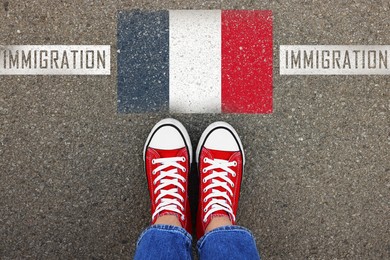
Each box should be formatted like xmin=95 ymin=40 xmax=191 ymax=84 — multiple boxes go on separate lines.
xmin=205 ymin=216 xmax=232 ymax=233
xmin=154 ymin=214 xmax=182 ymax=227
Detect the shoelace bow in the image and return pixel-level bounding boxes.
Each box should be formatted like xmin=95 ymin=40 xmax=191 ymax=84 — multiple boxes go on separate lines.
xmin=152 ymin=156 xmax=187 ymax=221
xmin=202 ymin=157 xmax=238 ymax=223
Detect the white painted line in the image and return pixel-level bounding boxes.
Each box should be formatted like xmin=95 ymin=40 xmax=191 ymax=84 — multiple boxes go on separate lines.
xmin=280 ymin=45 xmax=390 ymax=75
xmin=169 ymin=10 xmax=222 ymax=113
xmin=0 ymin=45 xmax=110 ymax=75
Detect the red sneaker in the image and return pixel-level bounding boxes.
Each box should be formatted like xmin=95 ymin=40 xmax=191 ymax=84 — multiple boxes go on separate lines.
xmin=196 ymin=122 xmax=245 ymax=239
xmin=143 ymin=118 xmax=193 ymax=234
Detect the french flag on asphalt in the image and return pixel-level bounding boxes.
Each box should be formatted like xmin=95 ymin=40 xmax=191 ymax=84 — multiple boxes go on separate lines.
xmin=117 ymin=10 xmax=273 ymax=114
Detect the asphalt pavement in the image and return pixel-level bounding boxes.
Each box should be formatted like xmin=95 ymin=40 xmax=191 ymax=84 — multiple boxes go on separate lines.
xmin=0 ymin=0 xmax=389 ymax=259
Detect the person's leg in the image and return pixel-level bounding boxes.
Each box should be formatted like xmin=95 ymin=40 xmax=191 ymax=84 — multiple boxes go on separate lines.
xmin=134 ymin=224 xmax=192 ymax=260
xmin=197 ymin=225 xmax=260 ymax=260
xmin=134 ymin=118 xmax=194 ymax=260
xmin=195 ymin=122 xmax=261 ymax=259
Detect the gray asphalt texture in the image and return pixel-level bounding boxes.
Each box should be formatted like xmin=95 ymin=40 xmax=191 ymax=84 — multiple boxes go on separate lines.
xmin=1 ymin=0 xmax=389 ymax=259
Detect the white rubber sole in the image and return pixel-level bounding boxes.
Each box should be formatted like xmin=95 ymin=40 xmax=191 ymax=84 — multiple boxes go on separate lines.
xmin=143 ymin=118 xmax=193 ymax=164
xmin=195 ymin=121 xmax=245 ymax=165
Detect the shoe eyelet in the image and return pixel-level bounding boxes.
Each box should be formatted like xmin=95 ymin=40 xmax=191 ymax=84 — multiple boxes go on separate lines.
xmin=181 ymin=198 xmax=184 ymax=202
xmin=203 ymin=198 xmax=207 ymax=203
xmin=183 ymin=179 xmax=186 ymax=183
xmin=203 ymin=218 xmax=207 ymax=223
xmin=232 ymin=173 xmax=236 ymax=177
xmin=182 ymin=168 xmax=186 ymax=172
xmin=153 ymin=180 xmax=156 ymax=185
xmin=182 ymin=188 xmax=185 ymax=192
xmin=202 ymin=168 xmax=207 ymax=173
xmin=203 ymin=188 xmax=207 ymax=192
xmin=202 ymin=178 xmax=206 ymax=183
xmin=181 ymin=157 xmax=186 ymax=162
xmin=152 ymin=170 xmax=156 ymax=175
xmin=231 ymin=183 xmax=234 ymax=187
xmin=204 ymin=208 xmax=207 ymax=212
xmin=203 ymin=158 xmax=208 ymax=163
xmin=233 ymin=161 xmax=237 ymax=166
xmin=152 ymin=159 xmax=156 ymax=164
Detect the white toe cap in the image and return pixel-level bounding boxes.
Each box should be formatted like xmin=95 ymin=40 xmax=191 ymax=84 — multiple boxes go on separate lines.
xmin=204 ymin=128 xmax=239 ymax=151
xmin=149 ymin=125 xmax=185 ymax=150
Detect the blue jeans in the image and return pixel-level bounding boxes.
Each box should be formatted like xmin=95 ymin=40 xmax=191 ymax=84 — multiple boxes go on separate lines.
xmin=134 ymin=224 xmax=261 ymax=260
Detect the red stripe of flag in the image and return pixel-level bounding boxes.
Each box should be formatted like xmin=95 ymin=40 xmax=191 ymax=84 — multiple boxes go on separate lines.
xmin=222 ymin=10 xmax=273 ymax=113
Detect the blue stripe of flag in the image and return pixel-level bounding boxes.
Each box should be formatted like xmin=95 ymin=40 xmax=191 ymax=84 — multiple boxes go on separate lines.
xmin=117 ymin=10 xmax=169 ymax=113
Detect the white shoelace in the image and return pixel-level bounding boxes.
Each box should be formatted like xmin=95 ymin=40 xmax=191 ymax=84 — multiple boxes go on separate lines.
xmin=151 ymin=156 xmax=187 ymax=221
xmin=202 ymin=157 xmax=238 ymax=223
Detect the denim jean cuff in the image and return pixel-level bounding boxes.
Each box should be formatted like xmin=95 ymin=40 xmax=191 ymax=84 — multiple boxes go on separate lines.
xmin=137 ymin=224 xmax=192 ymax=247
xmin=196 ymin=225 xmax=255 ymax=250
